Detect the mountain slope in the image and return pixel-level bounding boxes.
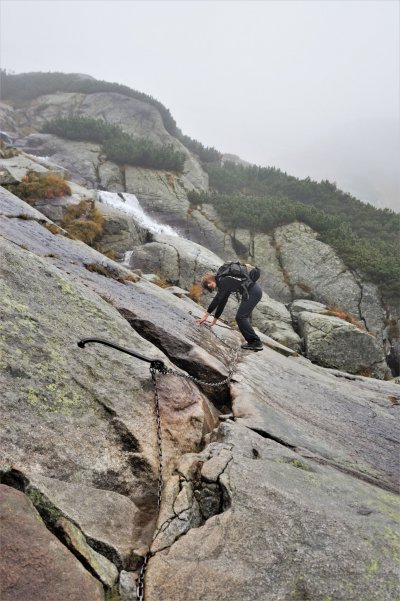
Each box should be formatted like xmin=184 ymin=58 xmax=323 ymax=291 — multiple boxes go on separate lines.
xmin=0 ymin=185 xmax=399 ymax=600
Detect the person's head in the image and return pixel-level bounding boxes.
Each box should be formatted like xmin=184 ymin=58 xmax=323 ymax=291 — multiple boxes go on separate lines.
xmin=201 ymin=272 xmax=217 ymax=292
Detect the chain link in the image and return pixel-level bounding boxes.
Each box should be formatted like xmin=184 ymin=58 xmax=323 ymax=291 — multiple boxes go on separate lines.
xmin=136 ymin=345 xmax=240 ymax=601
xmin=162 ymin=345 xmax=240 ymax=388
xmin=135 ymin=550 xmax=149 ymax=601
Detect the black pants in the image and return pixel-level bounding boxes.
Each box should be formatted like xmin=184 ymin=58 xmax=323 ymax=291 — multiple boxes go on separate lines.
xmin=236 ymin=283 xmax=262 ymax=344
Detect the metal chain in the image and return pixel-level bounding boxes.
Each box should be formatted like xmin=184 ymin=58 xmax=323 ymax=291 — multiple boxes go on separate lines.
xmin=136 ymin=367 xmax=163 ymax=601
xmin=150 ymin=368 xmax=164 ymax=513
xmin=161 ymin=345 xmax=240 ymax=388
xmin=136 ymin=345 xmax=240 ymax=601
xmin=136 ymin=551 xmax=149 ymax=601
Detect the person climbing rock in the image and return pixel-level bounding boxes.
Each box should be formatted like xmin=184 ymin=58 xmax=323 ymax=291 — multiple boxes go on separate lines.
xmin=196 ymin=262 xmax=263 ymax=351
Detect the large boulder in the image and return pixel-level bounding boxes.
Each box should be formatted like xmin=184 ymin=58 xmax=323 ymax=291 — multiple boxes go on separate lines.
xmin=128 ymin=232 xmax=223 ymax=290
xmin=289 ymin=298 xmax=327 ymax=324
xmin=274 ymin=222 xmax=385 ymax=337
xmin=298 ymin=311 xmax=391 ymax=379
xmin=94 ymin=196 xmax=149 ymax=258
xmin=252 ymin=295 xmax=301 ymax=351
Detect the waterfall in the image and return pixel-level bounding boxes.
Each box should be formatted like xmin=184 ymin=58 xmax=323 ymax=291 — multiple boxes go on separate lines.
xmin=98 ymin=191 xmax=178 ymax=237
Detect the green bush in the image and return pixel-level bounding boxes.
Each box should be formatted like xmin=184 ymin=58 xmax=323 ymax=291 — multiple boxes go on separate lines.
xmin=42 ymin=116 xmax=186 ymax=172
xmin=103 ymin=133 xmax=185 ymax=171
xmin=179 ymin=134 xmax=222 ymax=163
xmin=42 ymin=115 xmax=120 ymax=143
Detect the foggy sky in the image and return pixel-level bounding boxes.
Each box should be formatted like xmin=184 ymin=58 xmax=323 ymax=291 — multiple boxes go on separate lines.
xmin=1 ymin=0 xmax=399 ymax=209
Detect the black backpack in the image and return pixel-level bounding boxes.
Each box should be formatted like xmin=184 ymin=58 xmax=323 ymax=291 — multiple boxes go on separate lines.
xmin=216 ymin=262 xmax=259 ymax=300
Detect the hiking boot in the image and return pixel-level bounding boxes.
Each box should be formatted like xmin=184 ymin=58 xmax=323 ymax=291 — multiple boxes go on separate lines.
xmin=241 ymin=342 xmax=263 ymax=351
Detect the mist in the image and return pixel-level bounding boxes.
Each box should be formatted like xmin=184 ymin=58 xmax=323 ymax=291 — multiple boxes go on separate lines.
xmin=1 ymin=0 xmax=398 ymax=209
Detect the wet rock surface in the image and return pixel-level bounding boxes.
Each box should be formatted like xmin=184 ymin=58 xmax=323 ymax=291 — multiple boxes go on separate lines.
xmin=1 ymin=186 xmax=399 ymax=601
xmin=231 ymin=346 xmax=399 ymax=491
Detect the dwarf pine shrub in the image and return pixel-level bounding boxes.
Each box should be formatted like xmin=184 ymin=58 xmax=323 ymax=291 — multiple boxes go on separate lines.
xmin=43 ymin=116 xmax=186 ymax=172
xmin=42 ymin=115 xmax=120 ymax=143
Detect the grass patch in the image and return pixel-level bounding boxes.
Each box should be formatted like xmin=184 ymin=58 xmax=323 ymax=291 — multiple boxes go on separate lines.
xmin=105 ymin=587 xmax=124 ymax=601
xmin=61 ymin=200 xmax=104 ymax=245
xmin=5 ymin=170 xmax=71 ymax=204
xmin=44 ymin=223 xmax=62 ymax=235
xmin=356 ymin=367 xmax=373 ymax=378
xmin=84 ymin=262 xmax=138 ymax=284
xmin=323 ymin=305 xmax=364 ymax=330
xmin=152 ymin=275 xmax=171 ymax=288
xmin=188 ymin=283 xmax=202 ymax=303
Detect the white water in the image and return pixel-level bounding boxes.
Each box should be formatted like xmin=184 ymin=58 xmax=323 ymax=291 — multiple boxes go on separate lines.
xmin=98 ymin=191 xmax=178 ymax=237
xmin=28 ymin=154 xmax=50 ymax=161
xmin=122 ymin=249 xmax=134 ymax=267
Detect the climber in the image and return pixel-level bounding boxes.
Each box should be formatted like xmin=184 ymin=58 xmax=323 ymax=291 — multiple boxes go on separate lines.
xmin=196 ymin=263 xmax=263 ymax=351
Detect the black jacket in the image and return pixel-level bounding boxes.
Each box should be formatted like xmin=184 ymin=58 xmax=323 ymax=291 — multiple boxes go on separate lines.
xmin=207 ymin=267 xmax=260 ymax=319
